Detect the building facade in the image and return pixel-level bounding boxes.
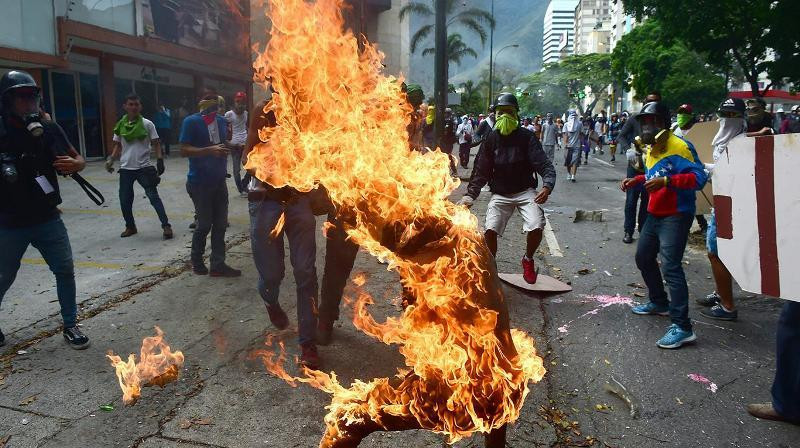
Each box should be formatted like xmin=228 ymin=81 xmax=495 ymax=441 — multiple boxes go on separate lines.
xmin=0 ymin=0 xmax=254 ymax=160
xmin=573 ymin=0 xmax=610 ymax=55
xmin=542 ymin=0 xmax=579 ymax=66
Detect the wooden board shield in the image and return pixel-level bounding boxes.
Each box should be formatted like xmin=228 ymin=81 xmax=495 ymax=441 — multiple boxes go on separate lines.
xmin=679 ymin=122 xmax=718 ymax=215
xmin=498 ymin=273 xmax=573 ymax=294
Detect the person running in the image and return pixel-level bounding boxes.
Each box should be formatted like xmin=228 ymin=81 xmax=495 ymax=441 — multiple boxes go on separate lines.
xmin=621 ymin=101 xmax=707 ymax=349
xmin=243 ymin=98 xmax=322 ymax=368
xmin=459 ymin=93 xmax=556 ymax=284
xmin=106 ymin=93 xmax=172 ymax=240
xmin=696 ymin=98 xmax=747 ymax=320
xmin=563 ymin=110 xmax=583 ymax=182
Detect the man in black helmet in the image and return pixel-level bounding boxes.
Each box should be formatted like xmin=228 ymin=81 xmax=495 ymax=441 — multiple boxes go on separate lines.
xmin=0 ymin=70 xmax=90 ymax=349
xmin=459 ymin=93 xmax=556 ymax=284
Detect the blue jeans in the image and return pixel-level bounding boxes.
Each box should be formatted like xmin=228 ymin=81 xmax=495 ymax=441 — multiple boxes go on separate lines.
xmin=249 ymin=198 xmax=318 ymax=345
xmin=773 ymin=301 xmax=800 ymax=421
xmin=187 ymin=180 xmax=228 ymax=270
xmin=624 ymin=165 xmax=649 ymax=234
xmin=706 ymin=211 xmax=718 ymax=255
xmin=635 ymin=212 xmax=694 ymax=330
xmin=119 ymin=168 xmax=170 ymax=229
xmin=0 ymin=217 xmax=77 ymax=327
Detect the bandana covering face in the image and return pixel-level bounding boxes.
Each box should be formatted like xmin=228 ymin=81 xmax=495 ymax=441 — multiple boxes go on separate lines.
xmin=676 ymin=113 xmax=692 ymax=129
xmin=425 ymin=106 xmax=435 ymax=125
xmin=495 ymin=111 xmax=519 ymax=136
xmin=566 ymin=110 xmax=580 ymax=132
xmin=198 ymin=98 xmax=219 ymax=125
xmin=711 ymin=117 xmax=746 ymax=162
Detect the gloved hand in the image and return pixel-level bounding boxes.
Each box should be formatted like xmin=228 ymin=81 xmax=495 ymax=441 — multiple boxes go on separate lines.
xmin=105 ymin=157 xmax=115 ymax=173
xmin=156 ymin=158 xmax=165 ymax=175
xmin=457 ymin=195 xmax=474 ymax=208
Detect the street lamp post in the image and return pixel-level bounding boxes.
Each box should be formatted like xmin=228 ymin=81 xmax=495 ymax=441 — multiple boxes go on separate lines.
xmin=489 ymin=44 xmax=519 ymax=103
xmin=487 ymin=0 xmax=494 ymax=110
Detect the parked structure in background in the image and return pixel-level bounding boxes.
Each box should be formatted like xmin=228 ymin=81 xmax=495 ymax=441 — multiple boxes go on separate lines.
xmin=573 ymin=0 xmax=611 ymax=55
xmin=0 ymin=0 xmax=253 ymax=161
xmin=542 ymin=0 xmax=579 ymax=66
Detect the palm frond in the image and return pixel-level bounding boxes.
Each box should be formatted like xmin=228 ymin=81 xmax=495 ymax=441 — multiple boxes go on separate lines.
xmin=456 ymin=17 xmax=488 ymax=45
xmin=410 ymin=24 xmax=434 ymax=53
xmin=398 ymin=2 xmax=434 ymax=21
xmin=421 ymin=47 xmax=435 ymax=57
xmin=452 ymin=8 xmax=495 ymax=28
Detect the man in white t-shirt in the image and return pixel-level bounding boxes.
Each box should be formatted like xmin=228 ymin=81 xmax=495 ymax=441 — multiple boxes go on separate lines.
xmin=105 ymin=93 xmax=172 ymax=239
xmin=225 ymin=91 xmax=249 ymax=197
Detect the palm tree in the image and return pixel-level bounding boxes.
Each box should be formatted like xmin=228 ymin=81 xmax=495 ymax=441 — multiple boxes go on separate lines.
xmin=398 ymin=0 xmax=494 ymax=54
xmin=459 ymin=80 xmax=484 ymax=113
xmin=422 ymin=33 xmax=478 ymax=67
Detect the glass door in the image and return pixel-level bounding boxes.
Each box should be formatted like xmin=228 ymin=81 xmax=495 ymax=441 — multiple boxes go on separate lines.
xmin=49 ymin=71 xmax=105 ymax=159
xmin=78 ymin=73 xmax=103 ymax=158
xmin=50 ymin=71 xmax=82 ymax=153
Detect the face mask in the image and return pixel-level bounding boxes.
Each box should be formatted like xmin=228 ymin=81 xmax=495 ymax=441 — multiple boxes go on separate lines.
xmin=711 ymin=117 xmax=745 ymax=161
xmin=495 ymin=113 xmax=519 ymax=136
xmin=676 ymin=113 xmax=692 ymax=129
xmin=23 ymin=112 xmax=44 ymax=137
xmin=746 ymin=109 xmax=764 ymax=124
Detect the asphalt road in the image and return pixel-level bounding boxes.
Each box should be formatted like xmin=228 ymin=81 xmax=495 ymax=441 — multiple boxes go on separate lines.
xmin=0 ymin=148 xmax=796 ymax=448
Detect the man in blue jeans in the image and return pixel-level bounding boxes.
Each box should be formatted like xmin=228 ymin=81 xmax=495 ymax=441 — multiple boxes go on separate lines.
xmin=105 ymin=93 xmax=172 ymax=239
xmin=621 ymin=101 xmax=707 ymax=349
xmin=747 ymin=301 xmax=800 ymax=425
xmin=244 ymin=99 xmax=321 ymax=369
xmin=0 ymin=70 xmax=89 ymax=349
xmin=180 ymin=94 xmax=241 ymax=277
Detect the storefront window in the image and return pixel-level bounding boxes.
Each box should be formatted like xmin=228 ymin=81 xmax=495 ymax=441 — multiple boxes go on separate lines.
xmin=142 ymin=0 xmax=247 ymax=57
xmin=79 ymin=74 xmax=104 ymax=158
xmin=55 ymin=0 xmax=136 ymax=36
xmin=0 ymin=0 xmax=56 ymax=55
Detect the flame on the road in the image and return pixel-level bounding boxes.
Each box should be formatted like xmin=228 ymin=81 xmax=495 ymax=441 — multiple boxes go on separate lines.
xmin=247 ymin=0 xmax=545 ymax=444
xmin=107 ymin=326 xmax=185 ymax=405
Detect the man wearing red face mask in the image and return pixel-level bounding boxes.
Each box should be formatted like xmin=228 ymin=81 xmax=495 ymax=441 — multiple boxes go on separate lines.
xmin=180 ymin=94 xmax=241 ymax=277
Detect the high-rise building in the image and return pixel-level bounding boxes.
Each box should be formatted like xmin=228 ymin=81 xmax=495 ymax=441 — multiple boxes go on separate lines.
xmin=573 ymin=0 xmax=611 ymax=55
xmin=542 ymin=0 xmax=579 ymax=66
xmin=609 ymin=0 xmax=636 ymax=51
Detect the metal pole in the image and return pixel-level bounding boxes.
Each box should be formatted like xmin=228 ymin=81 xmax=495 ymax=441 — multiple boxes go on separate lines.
xmin=434 ymin=0 xmax=447 ymax=150
xmin=487 ymin=0 xmax=495 ymax=109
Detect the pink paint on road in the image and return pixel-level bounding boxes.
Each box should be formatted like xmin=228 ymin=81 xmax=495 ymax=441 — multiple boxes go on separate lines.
xmin=688 ymin=373 xmax=718 ymax=393
xmin=584 ymin=294 xmax=635 ymax=308
xmin=557 ymin=295 xmax=637 ymax=335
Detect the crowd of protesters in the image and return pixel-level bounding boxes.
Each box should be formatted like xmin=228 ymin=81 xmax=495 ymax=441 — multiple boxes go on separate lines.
xmin=0 ymin=66 xmax=797 ymax=426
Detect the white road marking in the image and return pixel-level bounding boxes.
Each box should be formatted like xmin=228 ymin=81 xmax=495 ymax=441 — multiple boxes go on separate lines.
xmin=544 ymin=215 xmax=563 ymax=257
xmin=591 ymin=158 xmax=614 ymax=167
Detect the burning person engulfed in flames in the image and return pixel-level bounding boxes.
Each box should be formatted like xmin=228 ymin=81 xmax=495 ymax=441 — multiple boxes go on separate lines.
xmin=247 ymin=0 xmax=546 ymax=446
xmin=107 ymin=326 xmax=185 ymax=405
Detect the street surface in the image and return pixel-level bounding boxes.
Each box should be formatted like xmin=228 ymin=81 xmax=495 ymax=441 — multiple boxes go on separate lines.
xmin=0 ymin=148 xmax=796 ymax=448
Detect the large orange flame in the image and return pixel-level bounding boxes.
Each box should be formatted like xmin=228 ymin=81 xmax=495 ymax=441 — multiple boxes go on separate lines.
xmin=247 ymin=0 xmax=545 ymax=445
xmin=107 ymin=326 xmax=185 ymax=405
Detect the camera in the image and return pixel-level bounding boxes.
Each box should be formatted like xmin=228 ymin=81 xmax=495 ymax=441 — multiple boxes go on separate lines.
xmin=1 ymin=152 xmax=18 ymax=183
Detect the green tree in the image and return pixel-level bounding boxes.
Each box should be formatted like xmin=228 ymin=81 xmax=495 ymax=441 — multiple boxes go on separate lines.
xmin=521 ymin=54 xmax=613 ymax=116
xmin=398 ymin=0 xmax=494 ymax=54
xmin=457 ymin=80 xmax=485 ymax=115
xmin=623 ymin=0 xmax=800 ymax=96
xmin=611 ymin=19 xmax=727 ymax=112
xmin=421 ymin=33 xmax=478 ymax=67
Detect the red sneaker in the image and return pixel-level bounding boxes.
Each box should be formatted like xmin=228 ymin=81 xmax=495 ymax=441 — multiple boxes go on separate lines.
xmin=521 ymin=256 xmax=538 ymax=284
xmin=299 ymin=343 xmax=321 ymax=370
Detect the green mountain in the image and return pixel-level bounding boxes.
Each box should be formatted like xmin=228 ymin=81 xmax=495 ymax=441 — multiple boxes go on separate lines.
xmin=406 ymin=0 xmax=549 ymax=96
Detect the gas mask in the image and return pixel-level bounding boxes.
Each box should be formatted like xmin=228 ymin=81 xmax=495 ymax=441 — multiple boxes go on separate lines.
xmin=23 ymin=112 xmax=44 ymax=137
xmin=640 ymin=117 xmax=668 ymax=146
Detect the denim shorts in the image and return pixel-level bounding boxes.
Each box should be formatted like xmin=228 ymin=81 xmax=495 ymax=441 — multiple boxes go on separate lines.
xmin=706 ymin=211 xmax=717 ymax=255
